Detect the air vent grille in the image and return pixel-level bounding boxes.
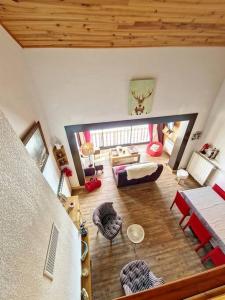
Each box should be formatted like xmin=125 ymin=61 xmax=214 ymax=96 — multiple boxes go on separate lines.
xmin=43 ymin=223 xmax=59 ymax=280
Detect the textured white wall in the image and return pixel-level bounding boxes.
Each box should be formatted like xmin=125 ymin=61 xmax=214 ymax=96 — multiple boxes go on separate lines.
xmin=0 ymin=111 xmax=81 ymax=300
xmin=197 ymin=79 xmax=225 ymax=187
xmin=25 ymin=47 xmax=225 ymax=185
xmin=0 ymin=26 xmax=69 ymax=195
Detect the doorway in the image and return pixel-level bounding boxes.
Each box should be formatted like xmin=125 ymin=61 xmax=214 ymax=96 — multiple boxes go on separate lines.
xmin=65 ymin=113 xmax=197 ymax=185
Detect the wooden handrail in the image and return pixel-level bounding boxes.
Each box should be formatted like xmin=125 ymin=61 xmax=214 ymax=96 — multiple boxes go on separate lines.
xmin=114 ymin=266 xmax=225 ymax=300
xmin=185 ymin=285 xmax=225 ymax=299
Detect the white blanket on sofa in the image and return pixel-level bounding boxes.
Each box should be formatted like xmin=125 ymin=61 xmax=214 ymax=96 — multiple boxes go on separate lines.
xmin=126 ymin=163 xmax=158 ymax=180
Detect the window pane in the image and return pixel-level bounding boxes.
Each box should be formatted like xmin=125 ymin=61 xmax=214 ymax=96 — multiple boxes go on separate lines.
xmin=90 ymin=124 xmax=149 ymax=147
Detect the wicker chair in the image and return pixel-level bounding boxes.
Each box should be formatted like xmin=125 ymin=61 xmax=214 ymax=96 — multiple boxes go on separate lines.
xmin=92 ymin=202 xmax=122 ymax=242
xmin=120 ymin=260 xmax=164 ymax=295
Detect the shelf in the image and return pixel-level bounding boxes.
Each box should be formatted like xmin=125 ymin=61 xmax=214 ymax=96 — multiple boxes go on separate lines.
xmin=63 ymin=196 xmax=81 ymax=229
xmin=57 ymin=157 xmax=67 ymax=161
xmin=63 ymin=196 xmax=92 ymax=299
xmin=197 ymin=152 xmax=220 ymax=170
xmin=53 ymin=145 xmax=69 ymax=169
xmin=82 ymin=232 xmax=92 ymax=300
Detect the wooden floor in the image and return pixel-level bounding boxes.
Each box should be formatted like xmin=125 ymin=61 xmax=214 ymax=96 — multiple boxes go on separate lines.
xmin=75 ymin=157 xmax=208 ymax=300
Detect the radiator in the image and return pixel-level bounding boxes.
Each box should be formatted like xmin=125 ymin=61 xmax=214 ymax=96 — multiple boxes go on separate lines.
xmin=187 ymin=152 xmax=216 ymax=185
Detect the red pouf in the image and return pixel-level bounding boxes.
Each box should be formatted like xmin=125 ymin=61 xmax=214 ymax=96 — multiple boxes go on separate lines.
xmin=85 ymin=178 xmax=101 ymax=192
xmin=146 ymin=141 xmax=163 ymax=157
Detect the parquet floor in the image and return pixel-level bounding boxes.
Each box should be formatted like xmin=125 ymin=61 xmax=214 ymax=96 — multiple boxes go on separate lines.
xmin=75 ymin=154 xmax=207 ymax=300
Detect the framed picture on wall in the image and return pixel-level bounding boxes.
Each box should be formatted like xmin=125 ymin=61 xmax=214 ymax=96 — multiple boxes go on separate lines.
xmin=22 ymin=121 xmax=49 ymax=172
xmin=128 ymin=78 xmax=155 ymax=115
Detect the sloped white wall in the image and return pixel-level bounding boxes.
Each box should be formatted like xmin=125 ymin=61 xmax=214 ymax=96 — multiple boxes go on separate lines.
xmin=25 ymin=47 xmax=225 ymax=185
xmin=0 ymin=111 xmax=81 ymax=300
xmin=197 ymin=79 xmax=225 ymax=187
xmin=0 ymin=26 xmax=68 ymax=194
xmin=0 ymin=27 xmax=37 ymax=136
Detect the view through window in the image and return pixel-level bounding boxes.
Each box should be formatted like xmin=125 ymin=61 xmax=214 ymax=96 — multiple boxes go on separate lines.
xmin=90 ymin=124 xmax=149 ymax=148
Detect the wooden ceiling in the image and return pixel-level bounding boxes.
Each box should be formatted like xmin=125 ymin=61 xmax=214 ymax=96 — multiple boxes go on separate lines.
xmin=0 ymin=0 xmax=225 ymax=48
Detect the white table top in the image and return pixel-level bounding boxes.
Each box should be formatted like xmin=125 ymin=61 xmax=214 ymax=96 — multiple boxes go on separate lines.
xmin=127 ymin=224 xmax=145 ymax=244
xmin=182 ymin=186 xmax=225 ymax=252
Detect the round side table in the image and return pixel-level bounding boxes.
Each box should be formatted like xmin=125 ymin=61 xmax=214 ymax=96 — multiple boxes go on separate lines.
xmin=127 ymin=224 xmax=145 ymax=258
xmin=177 ymin=169 xmax=189 ymax=184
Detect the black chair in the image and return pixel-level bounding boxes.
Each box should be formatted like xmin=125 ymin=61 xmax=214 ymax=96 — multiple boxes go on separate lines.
xmin=92 ymin=202 xmax=122 ymax=242
xmin=120 ymin=260 xmax=164 ymax=295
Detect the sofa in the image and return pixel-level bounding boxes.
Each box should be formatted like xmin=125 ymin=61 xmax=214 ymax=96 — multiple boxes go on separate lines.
xmin=112 ymin=163 xmax=163 ymax=187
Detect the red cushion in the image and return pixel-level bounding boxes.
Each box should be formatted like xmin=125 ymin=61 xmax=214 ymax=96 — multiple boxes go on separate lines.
xmin=213 ymin=184 xmax=225 ymax=200
xmin=146 ymin=141 xmax=163 ymax=157
xmin=114 ymin=165 xmax=126 ymax=175
xmin=85 ymin=178 xmax=101 ymax=192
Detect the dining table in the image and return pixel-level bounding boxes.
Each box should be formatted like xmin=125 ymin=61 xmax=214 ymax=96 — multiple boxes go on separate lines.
xmin=181 ymin=186 xmax=225 ymax=253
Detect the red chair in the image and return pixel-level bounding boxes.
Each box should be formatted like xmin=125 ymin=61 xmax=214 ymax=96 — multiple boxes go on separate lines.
xmin=202 ymin=246 xmax=225 ymax=266
xmin=212 ymin=184 xmax=225 ymax=200
xmin=170 ymin=191 xmax=190 ymax=225
xmin=183 ymin=213 xmax=212 ymax=252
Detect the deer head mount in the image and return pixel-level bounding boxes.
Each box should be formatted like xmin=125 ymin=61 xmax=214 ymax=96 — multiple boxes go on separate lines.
xmin=131 ymin=89 xmax=153 ymax=115
xmin=131 ymin=89 xmax=152 ymax=105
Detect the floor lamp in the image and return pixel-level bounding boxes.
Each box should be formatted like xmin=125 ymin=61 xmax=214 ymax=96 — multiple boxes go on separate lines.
xmin=81 ymin=142 xmax=94 ymax=167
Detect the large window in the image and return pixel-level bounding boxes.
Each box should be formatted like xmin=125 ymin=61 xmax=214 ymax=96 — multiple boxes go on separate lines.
xmin=90 ymin=124 xmax=149 ymax=148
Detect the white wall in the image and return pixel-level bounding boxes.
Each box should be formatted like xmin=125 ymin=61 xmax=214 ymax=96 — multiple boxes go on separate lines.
xmin=197 ymin=79 xmax=225 ymax=188
xmin=0 ymin=26 xmax=69 ymax=194
xmin=0 ymin=111 xmax=81 ymax=300
xmin=0 ymin=27 xmax=37 ymax=136
xmin=25 ymin=47 xmax=225 ymax=185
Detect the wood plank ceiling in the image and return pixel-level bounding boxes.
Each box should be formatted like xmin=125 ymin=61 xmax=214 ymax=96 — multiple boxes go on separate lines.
xmin=0 ymin=0 xmax=225 ymax=48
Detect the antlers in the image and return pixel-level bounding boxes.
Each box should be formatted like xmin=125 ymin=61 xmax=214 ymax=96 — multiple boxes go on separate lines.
xmin=131 ymin=89 xmax=152 ymax=104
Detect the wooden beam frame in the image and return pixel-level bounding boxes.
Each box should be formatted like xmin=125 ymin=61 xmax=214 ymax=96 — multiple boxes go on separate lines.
xmin=65 ymin=113 xmax=198 ymax=185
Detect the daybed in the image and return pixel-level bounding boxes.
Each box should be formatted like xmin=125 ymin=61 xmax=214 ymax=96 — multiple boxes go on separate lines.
xmin=112 ymin=162 xmax=163 ymax=187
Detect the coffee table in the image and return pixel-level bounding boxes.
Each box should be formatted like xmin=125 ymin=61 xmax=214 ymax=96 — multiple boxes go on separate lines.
xmin=110 ymin=147 xmax=140 ymax=166
xmin=127 ymin=224 xmax=145 ymax=258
